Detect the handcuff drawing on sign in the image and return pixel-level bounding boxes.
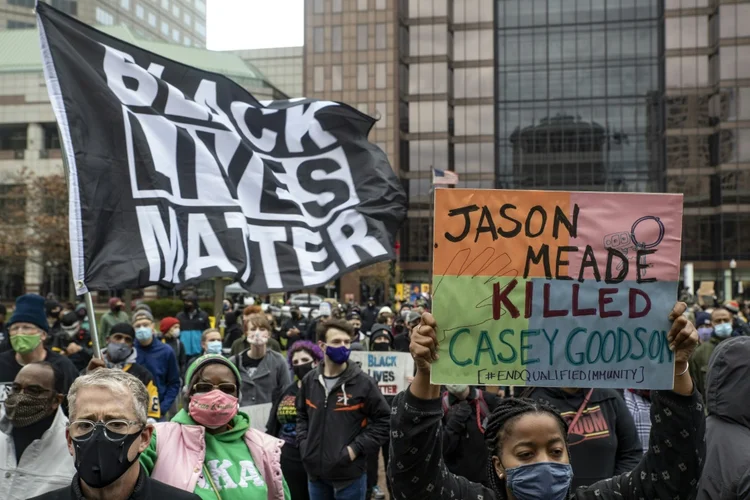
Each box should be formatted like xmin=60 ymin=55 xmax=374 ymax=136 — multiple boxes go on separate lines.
xmin=603 ymin=216 xmax=665 ymax=276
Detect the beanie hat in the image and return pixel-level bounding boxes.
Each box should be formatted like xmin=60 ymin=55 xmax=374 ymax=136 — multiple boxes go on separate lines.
xmin=8 ymin=294 xmax=49 ymax=332
xmin=61 ymin=312 xmax=80 ymax=332
xmin=378 ymin=306 xmax=393 ymax=316
xmin=44 ymin=299 xmax=61 ymax=317
xmin=159 ymin=317 xmax=179 ymax=335
xmin=370 ymin=325 xmax=393 ymax=345
xmin=185 ymin=354 xmax=241 ymax=392
xmin=132 ymin=310 xmax=154 ymax=323
xmin=134 ymin=303 xmax=152 ymax=314
xmin=109 ymin=323 xmax=135 ymax=339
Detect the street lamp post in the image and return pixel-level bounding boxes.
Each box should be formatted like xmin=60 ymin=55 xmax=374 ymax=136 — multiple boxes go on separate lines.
xmin=729 ymin=259 xmax=737 ymax=300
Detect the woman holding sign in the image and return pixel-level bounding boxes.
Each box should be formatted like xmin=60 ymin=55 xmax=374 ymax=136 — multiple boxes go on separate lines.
xmin=388 ymin=302 xmax=704 ymax=500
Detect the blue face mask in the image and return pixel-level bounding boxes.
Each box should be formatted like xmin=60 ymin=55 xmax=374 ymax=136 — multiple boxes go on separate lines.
xmin=505 ymin=461 xmax=573 ymax=500
xmin=206 ymin=340 xmax=223 ymax=355
xmin=325 ymin=345 xmax=351 ymax=365
xmin=714 ymin=322 xmax=733 ymax=338
xmin=135 ymin=327 xmax=153 ymax=343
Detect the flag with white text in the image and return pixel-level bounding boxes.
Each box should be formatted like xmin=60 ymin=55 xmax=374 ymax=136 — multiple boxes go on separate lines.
xmin=37 ymin=3 xmax=406 ymax=294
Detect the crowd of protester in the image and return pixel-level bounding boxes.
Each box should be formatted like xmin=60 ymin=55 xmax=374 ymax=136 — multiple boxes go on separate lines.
xmin=0 ymin=291 xmax=747 ymax=499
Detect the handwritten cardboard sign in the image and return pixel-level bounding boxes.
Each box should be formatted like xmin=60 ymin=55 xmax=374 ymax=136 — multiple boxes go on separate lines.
xmin=351 ymin=351 xmax=415 ymax=396
xmin=431 ymin=189 xmax=683 ymax=390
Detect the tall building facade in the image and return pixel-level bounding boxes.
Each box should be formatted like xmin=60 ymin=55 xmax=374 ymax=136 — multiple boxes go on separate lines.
xmin=233 ymin=46 xmax=304 ymax=98
xmin=1 ymin=0 xmax=207 ymax=47
xmin=303 ymin=0 xmax=750 ymax=300
xmin=664 ymin=0 xmax=750 ymax=286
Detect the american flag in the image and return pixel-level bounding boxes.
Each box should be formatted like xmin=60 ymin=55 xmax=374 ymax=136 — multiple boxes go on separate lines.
xmin=432 ymin=168 xmax=459 ymax=185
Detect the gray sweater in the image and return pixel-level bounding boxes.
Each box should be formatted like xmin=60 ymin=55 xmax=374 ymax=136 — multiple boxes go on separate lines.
xmin=229 ymin=348 xmax=291 ymax=407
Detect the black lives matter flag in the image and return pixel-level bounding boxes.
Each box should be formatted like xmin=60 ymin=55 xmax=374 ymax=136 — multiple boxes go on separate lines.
xmin=36 ymin=3 xmax=406 ymax=294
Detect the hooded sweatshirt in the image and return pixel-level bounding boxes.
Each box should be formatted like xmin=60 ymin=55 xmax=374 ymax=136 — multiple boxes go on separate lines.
xmin=141 ymin=409 xmax=291 ymax=500
xmin=697 ymin=336 xmax=750 ymax=499
xmin=527 ymin=387 xmax=643 ymax=490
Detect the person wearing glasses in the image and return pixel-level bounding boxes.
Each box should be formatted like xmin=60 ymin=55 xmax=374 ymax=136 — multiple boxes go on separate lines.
xmin=0 ymin=361 xmax=74 ymax=499
xmin=140 ymin=354 xmax=292 ymax=499
xmin=29 ymin=368 xmax=198 ymax=500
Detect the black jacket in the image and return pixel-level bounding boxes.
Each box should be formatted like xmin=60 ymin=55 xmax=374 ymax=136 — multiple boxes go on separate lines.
xmin=222 ymin=312 xmax=243 ymax=349
xmin=281 ymin=316 xmax=310 ymax=350
xmin=28 ymin=466 xmax=200 ymax=500
xmin=389 ymin=387 xmax=705 ymax=500
xmin=442 ymin=388 xmax=498 ymax=484
xmin=527 ymin=387 xmax=643 ymax=490
xmin=698 ymin=336 xmax=750 ymax=499
xmin=360 ymin=305 xmax=379 ymax=333
xmin=296 ymin=361 xmax=390 ymax=482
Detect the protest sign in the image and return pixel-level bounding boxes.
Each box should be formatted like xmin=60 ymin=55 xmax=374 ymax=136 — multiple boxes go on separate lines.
xmin=431 ymin=189 xmax=683 ymax=390
xmin=350 ymin=351 xmax=414 ymax=396
xmin=240 ymin=403 xmax=273 ymax=431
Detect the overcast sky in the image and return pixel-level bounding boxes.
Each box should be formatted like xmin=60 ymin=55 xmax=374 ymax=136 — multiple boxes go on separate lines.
xmin=207 ymin=0 xmax=304 ymax=51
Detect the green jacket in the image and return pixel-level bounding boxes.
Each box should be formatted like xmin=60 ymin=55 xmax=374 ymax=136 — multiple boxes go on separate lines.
xmin=689 ymin=336 xmax=724 ymax=402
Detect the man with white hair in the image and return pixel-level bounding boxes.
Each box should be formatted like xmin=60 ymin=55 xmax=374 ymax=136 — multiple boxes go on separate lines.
xmin=29 ymin=368 xmax=198 ymax=500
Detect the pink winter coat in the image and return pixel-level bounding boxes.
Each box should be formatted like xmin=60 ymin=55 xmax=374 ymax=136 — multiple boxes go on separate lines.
xmin=149 ymin=422 xmax=285 ymax=499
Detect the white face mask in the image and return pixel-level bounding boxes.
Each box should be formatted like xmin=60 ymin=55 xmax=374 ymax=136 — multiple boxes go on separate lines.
xmin=170 ymin=328 xmax=180 ymax=338
xmin=246 ymin=329 xmax=268 ymax=346
xmin=445 ymin=384 xmax=469 ymax=395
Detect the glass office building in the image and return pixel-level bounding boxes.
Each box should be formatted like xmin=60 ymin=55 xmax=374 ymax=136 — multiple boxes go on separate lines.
xmin=495 ymin=0 xmax=664 ymax=193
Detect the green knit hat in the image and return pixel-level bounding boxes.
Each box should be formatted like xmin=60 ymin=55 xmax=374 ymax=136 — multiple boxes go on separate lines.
xmin=184 ymin=354 xmax=241 ymax=391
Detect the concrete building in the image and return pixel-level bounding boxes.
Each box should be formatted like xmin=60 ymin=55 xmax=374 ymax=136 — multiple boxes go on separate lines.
xmin=2 ymin=0 xmax=207 ymax=47
xmin=233 ymin=46 xmax=304 ymax=98
xmin=0 ymin=25 xmax=286 ymax=300
xmin=305 ymin=0 xmax=750 ymax=302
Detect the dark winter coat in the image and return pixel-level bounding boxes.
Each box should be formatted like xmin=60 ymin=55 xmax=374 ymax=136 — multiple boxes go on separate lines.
xmin=28 ymin=465 xmax=199 ymax=500
xmin=295 ymin=361 xmax=390 ymax=483
xmin=697 ymin=336 xmax=750 ymax=499
xmin=389 ymin=387 xmax=705 ymax=500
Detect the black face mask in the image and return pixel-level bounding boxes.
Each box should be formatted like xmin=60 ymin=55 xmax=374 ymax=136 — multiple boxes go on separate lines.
xmin=111 ymin=306 xmax=121 ymax=313
xmin=184 ymin=303 xmax=194 ymax=312
xmin=394 ymin=324 xmax=406 ymax=335
xmin=72 ymin=426 xmax=143 ymax=488
xmin=372 ymin=343 xmax=390 ymax=352
xmin=293 ymin=362 xmax=314 ymax=380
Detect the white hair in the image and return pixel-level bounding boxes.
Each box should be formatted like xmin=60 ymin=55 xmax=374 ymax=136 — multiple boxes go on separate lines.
xmin=67 ymin=369 xmax=148 ymax=424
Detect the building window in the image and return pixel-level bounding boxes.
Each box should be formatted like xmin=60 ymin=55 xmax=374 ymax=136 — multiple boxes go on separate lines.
xmin=148 ymin=12 xmax=156 ymax=26
xmin=358 ymin=0 xmax=367 ymax=10
xmin=313 ymin=27 xmax=325 ymax=52
xmin=409 ymin=63 xmax=448 ymax=94
xmin=161 ymin=21 xmax=170 ymax=36
xmin=7 ymin=20 xmax=35 ymax=29
xmin=666 ymin=56 xmax=709 ymax=88
xmin=172 ymin=4 xmax=180 ymax=17
xmin=409 ymin=140 xmax=449 ymax=172
xmin=8 ymin=0 xmax=34 ymax=7
xmin=195 ymin=21 xmax=206 ymax=36
xmin=409 ymin=24 xmax=449 ymax=56
xmin=161 ymin=0 xmax=168 ymax=10
xmin=666 ymin=16 xmax=708 ymax=49
xmin=375 ymin=102 xmax=387 ymax=128
xmin=720 ymin=4 xmax=750 ymax=38
xmin=136 ymin=3 xmax=144 ymax=18
xmin=332 ymin=26 xmax=342 ymax=52
xmin=455 ymin=105 xmax=493 ymax=136
xmin=333 ymin=0 xmax=342 ymax=12
xmin=332 ymin=65 xmax=343 ymax=90
xmin=184 ymin=36 xmax=192 ymax=47
xmin=184 ymin=12 xmax=191 ymax=26
xmin=195 ymin=0 xmax=206 ymax=14
xmin=357 ymin=64 xmax=368 ymax=90
xmin=376 ymin=0 xmax=386 ymax=9
xmin=376 ymin=63 xmax=387 ymax=89
xmin=172 ymin=28 xmax=180 ymax=42
xmin=454 ymin=67 xmax=493 ymax=98
xmin=95 ymin=7 xmax=114 ymax=25
xmin=408 ymin=101 xmax=448 ymax=133
xmin=356 ymin=103 xmax=369 ymax=115
xmin=454 ymin=30 xmax=493 ymax=61
xmin=357 ymin=24 xmax=368 ymax=50
xmin=120 ymin=0 xmax=130 ymax=9
xmin=375 ymin=23 xmax=386 ymax=49
xmin=314 ymin=66 xmax=325 ymax=92
xmin=313 ymin=0 xmax=324 ymax=14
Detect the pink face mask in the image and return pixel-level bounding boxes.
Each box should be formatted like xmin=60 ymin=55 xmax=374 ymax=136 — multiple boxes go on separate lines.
xmin=188 ymin=389 xmax=238 ymax=429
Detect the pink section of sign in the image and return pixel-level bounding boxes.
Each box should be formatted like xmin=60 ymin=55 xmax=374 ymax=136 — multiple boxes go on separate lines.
xmin=565 ymin=192 xmax=683 ymax=282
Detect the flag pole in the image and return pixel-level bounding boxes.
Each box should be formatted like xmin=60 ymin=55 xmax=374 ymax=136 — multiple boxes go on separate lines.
xmin=84 ymin=291 xmax=101 ymax=358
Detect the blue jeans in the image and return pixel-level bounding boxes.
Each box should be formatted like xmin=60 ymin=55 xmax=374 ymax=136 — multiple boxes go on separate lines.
xmin=308 ymin=474 xmax=367 ymax=500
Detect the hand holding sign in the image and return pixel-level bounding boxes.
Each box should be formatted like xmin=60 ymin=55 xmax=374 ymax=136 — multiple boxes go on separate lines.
xmin=410 ymin=312 xmax=439 ymax=374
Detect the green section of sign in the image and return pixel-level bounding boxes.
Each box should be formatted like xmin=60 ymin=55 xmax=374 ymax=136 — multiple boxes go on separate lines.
xmin=430 ymin=276 xmax=529 ymax=385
